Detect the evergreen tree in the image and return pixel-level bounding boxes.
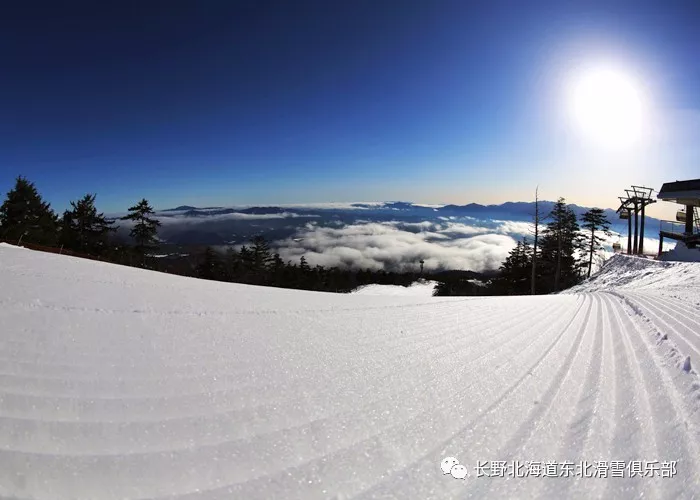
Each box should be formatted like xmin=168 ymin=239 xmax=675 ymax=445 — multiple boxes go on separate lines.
xmin=581 ymin=208 xmax=612 ymax=278
xmin=540 ymin=198 xmax=583 ymax=292
xmin=493 ymin=238 xmax=532 ymax=294
xmin=250 ymin=235 xmax=274 ymax=283
xmin=197 ymin=247 xmax=222 ymax=280
xmin=271 ymin=252 xmax=284 ymax=271
xmin=58 ymin=211 xmax=77 ymax=250
xmin=238 ymin=245 xmax=254 ymax=282
xmin=284 ymin=260 xmax=299 ymax=289
xmin=270 ymin=252 xmax=286 ymax=286
xmin=121 ymin=199 xmax=161 ymax=255
xmin=60 ymin=194 xmax=115 ymax=255
xmin=297 ymin=255 xmax=313 ymax=288
xmin=223 ymin=246 xmax=241 ymax=281
xmin=0 ymin=176 xmax=58 ymax=245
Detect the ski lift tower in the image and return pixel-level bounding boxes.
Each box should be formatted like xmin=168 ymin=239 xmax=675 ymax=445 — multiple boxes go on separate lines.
xmin=616 ymin=198 xmax=633 ymax=255
xmin=616 ymin=185 xmax=655 ymax=255
xmin=657 ymin=178 xmax=700 ymax=254
xmin=617 ymin=196 xmax=633 ymax=255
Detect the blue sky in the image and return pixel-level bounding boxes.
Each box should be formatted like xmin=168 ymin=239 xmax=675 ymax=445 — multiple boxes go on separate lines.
xmin=0 ymin=0 xmax=698 ymax=218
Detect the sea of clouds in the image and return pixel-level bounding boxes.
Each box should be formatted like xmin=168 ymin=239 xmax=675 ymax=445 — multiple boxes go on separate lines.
xmin=270 ymin=219 xmax=674 ymax=272
xmin=115 ymin=206 xmax=676 ymax=273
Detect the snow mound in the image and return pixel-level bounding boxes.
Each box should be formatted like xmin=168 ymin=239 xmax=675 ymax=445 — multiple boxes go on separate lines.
xmin=660 ymin=241 xmax=700 ymax=263
xmin=1 ymin=245 xmax=699 ymax=499
xmin=351 ymin=280 xmax=438 ymax=296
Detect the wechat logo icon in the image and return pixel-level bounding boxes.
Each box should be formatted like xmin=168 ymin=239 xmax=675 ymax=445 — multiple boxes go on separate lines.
xmin=441 ymin=457 xmax=468 ymax=480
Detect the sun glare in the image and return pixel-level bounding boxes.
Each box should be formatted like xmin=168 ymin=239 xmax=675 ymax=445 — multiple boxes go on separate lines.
xmin=568 ymin=64 xmax=649 ymax=149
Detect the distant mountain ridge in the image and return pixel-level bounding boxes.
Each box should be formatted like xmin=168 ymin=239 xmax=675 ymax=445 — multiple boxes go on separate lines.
xmin=158 ymin=200 xmax=643 ymax=225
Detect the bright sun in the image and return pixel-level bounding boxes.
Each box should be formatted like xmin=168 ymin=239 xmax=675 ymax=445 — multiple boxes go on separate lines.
xmin=569 ymin=65 xmax=648 ymax=148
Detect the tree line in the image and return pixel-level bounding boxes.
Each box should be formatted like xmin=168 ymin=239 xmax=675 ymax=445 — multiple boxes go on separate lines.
xmin=0 ymin=176 xmax=610 ymax=295
xmin=0 ymin=176 xmax=161 ymax=264
xmin=491 ymin=196 xmax=612 ymax=295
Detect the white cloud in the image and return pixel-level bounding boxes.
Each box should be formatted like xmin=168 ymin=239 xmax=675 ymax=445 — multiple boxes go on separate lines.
xmin=392 ymin=221 xmax=435 ymax=230
xmin=438 ymin=222 xmax=491 ymax=236
xmin=384 ymin=219 xmax=533 ymax=239
xmin=274 ymin=221 xmax=517 ymax=272
xmin=492 ymin=220 xmax=535 ymax=236
xmin=270 ymin=217 xmax=671 ymax=272
xmin=411 ymin=203 xmax=446 ymax=209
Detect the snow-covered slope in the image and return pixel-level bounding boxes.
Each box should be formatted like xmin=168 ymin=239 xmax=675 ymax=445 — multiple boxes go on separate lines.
xmin=351 ymin=280 xmax=438 ymax=296
xmin=569 ymin=253 xmax=700 ymax=295
xmin=1 ymin=245 xmax=700 ymax=499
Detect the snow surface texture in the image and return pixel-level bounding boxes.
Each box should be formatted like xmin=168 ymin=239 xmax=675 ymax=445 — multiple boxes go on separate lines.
xmin=351 ymin=280 xmax=439 ymax=296
xmin=1 ymin=246 xmax=700 ymax=499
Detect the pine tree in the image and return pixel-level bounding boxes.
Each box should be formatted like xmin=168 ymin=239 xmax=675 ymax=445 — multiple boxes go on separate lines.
xmin=58 ymin=211 xmax=77 ymax=250
xmin=540 ymin=198 xmax=583 ymax=292
xmin=270 ymin=252 xmax=285 ymax=286
xmin=121 ymin=199 xmax=161 ymax=255
xmin=494 ymin=238 xmax=532 ymax=295
xmin=297 ymin=255 xmax=313 ymax=288
xmin=250 ymin=235 xmax=274 ymax=274
xmin=271 ymin=252 xmax=284 ymax=271
xmin=238 ymin=245 xmax=254 ymax=283
xmin=0 ymin=176 xmax=58 ymax=245
xmin=224 ymin=246 xmax=241 ymax=281
xmin=197 ymin=247 xmax=222 ymax=280
xmin=60 ymin=194 xmax=115 ymax=255
xmin=581 ymin=208 xmax=612 ymax=278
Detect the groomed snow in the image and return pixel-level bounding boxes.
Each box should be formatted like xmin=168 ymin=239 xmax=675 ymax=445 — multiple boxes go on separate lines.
xmin=1 ymin=246 xmax=700 ymax=499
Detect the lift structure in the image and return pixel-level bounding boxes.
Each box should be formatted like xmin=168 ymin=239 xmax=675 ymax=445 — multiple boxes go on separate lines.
xmin=616 ymin=185 xmax=655 ymax=256
xmin=657 ymin=179 xmax=700 ymax=254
